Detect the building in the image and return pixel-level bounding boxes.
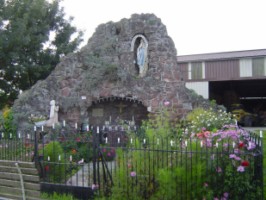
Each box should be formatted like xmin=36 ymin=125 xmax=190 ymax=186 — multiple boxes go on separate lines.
xmin=178 ymin=49 xmax=266 ymax=126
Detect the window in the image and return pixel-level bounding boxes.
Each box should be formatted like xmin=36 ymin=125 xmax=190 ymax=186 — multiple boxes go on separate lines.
xmin=240 ymin=57 xmax=266 ymax=77
xmin=252 ymin=57 xmax=264 ymax=76
xmin=188 ymin=62 xmax=205 ymax=80
xmin=240 ymin=59 xmax=252 ymax=77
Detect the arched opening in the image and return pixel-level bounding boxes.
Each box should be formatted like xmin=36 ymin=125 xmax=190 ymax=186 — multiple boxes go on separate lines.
xmin=131 ymin=34 xmax=149 ymax=77
xmin=87 ymin=97 xmax=148 ymax=127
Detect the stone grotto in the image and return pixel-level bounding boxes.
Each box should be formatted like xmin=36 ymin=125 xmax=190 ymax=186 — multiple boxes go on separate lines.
xmin=12 ymin=13 xmax=198 ymax=131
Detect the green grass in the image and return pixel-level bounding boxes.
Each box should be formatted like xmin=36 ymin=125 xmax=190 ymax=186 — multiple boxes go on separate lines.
xmin=41 ymin=192 xmax=78 ymax=200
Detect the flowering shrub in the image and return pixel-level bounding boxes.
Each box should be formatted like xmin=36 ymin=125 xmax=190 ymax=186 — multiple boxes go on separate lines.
xmin=60 ymin=132 xmax=93 ymax=163
xmin=195 ymin=124 xmax=262 ymax=199
xmin=95 ymin=109 xmax=262 ymax=199
xmin=186 ymin=107 xmax=235 ymax=133
xmin=100 ymin=147 xmax=116 ymax=161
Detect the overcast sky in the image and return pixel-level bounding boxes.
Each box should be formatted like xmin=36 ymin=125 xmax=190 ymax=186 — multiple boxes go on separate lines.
xmin=61 ymin=0 xmax=266 ymax=55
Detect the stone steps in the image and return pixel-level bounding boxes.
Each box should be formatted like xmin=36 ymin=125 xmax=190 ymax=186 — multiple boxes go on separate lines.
xmin=0 ymin=160 xmax=41 ymax=200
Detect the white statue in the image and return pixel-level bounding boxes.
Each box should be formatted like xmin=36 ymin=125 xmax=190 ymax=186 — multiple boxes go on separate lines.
xmin=130 ymin=35 xmax=149 ymax=77
xmin=45 ymin=100 xmax=59 ymax=127
xmin=136 ymin=38 xmax=148 ymax=77
xmin=137 ymin=39 xmax=146 ymax=74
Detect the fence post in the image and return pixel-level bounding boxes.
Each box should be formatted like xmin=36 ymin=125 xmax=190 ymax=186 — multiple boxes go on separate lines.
xmin=260 ymin=130 xmax=264 ymax=200
xmin=33 ymin=126 xmax=43 ymax=180
xmin=92 ymin=127 xmax=98 ymax=185
xmin=33 ymin=126 xmax=38 ymax=163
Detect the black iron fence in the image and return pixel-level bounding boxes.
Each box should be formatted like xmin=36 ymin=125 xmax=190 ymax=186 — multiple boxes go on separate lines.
xmin=0 ymin=125 xmax=264 ymax=199
xmin=93 ymin=128 xmax=264 ymax=200
xmin=0 ymin=132 xmax=35 ymax=162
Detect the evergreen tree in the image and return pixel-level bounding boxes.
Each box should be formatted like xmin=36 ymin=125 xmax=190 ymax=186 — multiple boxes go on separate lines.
xmin=0 ymin=0 xmax=83 ymax=108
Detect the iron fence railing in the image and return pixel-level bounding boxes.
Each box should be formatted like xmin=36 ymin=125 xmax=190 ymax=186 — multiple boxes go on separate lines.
xmin=0 ymin=125 xmax=264 ymax=200
xmin=0 ymin=132 xmax=35 ymax=162
xmin=94 ymin=130 xmax=263 ymax=199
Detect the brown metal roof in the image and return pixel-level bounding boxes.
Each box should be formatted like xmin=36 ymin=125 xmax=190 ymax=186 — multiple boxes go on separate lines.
xmin=177 ymin=49 xmax=266 ymax=63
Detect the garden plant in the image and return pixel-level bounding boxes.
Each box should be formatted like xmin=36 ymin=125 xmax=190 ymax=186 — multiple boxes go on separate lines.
xmin=95 ymin=106 xmax=263 ymax=200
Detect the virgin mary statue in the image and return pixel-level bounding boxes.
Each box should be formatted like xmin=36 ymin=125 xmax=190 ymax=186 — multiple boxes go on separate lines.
xmin=137 ymin=39 xmax=146 ymax=74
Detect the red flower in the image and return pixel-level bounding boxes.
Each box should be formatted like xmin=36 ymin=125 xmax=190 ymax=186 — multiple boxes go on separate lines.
xmin=241 ymin=160 xmax=249 ymax=167
xmin=45 ymin=165 xmax=49 ymax=171
xmin=238 ymin=142 xmax=244 ymax=148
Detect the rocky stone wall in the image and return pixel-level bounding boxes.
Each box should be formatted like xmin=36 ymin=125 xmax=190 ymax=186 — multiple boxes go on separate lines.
xmin=13 ymin=14 xmax=195 ymax=130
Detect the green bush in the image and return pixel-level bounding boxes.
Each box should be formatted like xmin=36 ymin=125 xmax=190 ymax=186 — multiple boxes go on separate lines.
xmin=60 ymin=132 xmax=93 ymax=163
xmin=0 ymin=106 xmax=17 ymax=137
xmin=42 ymin=141 xmax=67 ymax=182
xmin=140 ymin=108 xmax=184 ymax=140
xmin=152 ymin=163 xmax=205 ymax=200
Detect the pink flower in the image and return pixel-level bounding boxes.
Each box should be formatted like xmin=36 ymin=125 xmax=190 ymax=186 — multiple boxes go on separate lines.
xmin=197 ymin=128 xmax=211 ymax=140
xmin=130 ymin=171 xmax=136 ymax=177
xmin=216 ymin=167 xmax=222 ymax=173
xmin=237 ymin=166 xmax=245 ymax=172
xmin=234 ymin=156 xmax=241 ymax=161
xmin=223 ymin=192 xmax=229 ymax=198
xmin=204 ymin=131 xmax=211 ymax=137
xmin=234 ymin=149 xmax=240 ymax=154
xmin=163 ymin=101 xmax=170 ymax=106
xmin=229 ymin=154 xmax=236 ymax=159
xmin=223 ymin=143 xmax=229 ymax=148
xmin=247 ymin=141 xmax=256 ymax=150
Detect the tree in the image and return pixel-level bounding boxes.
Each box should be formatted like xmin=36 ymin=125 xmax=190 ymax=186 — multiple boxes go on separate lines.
xmin=0 ymin=0 xmax=83 ymax=109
